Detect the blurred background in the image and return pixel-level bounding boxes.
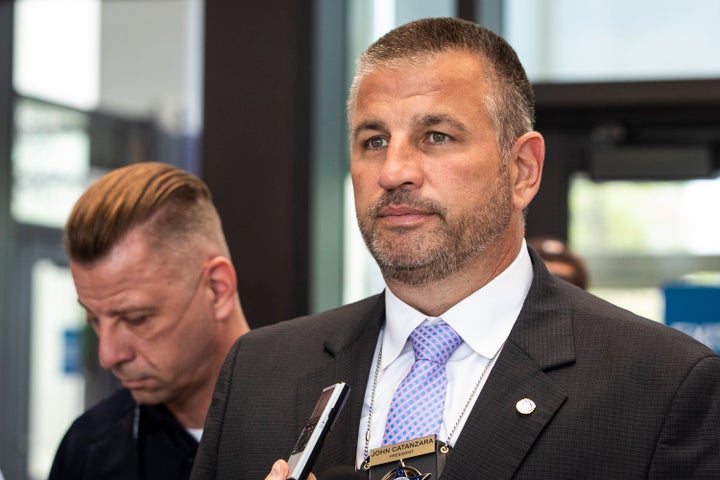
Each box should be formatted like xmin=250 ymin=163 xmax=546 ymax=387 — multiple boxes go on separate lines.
xmin=1 ymin=0 xmax=719 ymax=478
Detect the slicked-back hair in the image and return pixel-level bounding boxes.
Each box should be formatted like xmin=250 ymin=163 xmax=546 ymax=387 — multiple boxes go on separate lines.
xmin=65 ymin=161 xmax=227 ymax=265
xmin=347 ymin=17 xmax=535 ymax=161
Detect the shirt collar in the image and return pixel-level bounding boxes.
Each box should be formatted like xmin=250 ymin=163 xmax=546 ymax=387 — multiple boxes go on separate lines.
xmin=383 ymin=240 xmax=533 ymax=363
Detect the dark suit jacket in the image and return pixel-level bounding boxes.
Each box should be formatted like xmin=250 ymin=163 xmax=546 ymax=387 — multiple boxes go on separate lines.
xmin=191 ymin=250 xmax=720 ymax=479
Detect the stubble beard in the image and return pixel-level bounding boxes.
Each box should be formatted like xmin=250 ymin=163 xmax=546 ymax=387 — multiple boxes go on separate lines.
xmin=358 ymin=168 xmax=513 ymax=286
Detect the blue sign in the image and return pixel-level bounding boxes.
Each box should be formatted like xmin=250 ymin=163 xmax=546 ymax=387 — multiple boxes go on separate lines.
xmin=664 ymin=283 xmax=720 ymax=353
xmin=63 ymin=327 xmax=83 ymax=374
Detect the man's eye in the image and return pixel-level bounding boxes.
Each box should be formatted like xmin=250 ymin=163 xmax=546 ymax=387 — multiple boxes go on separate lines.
xmin=365 ymin=136 xmax=388 ymax=149
xmin=428 ymin=132 xmax=450 ymax=143
xmin=124 ymin=316 xmax=148 ymax=325
xmin=86 ymin=317 xmax=99 ymax=330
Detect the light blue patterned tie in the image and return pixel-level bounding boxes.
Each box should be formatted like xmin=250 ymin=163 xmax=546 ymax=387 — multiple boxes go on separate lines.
xmin=382 ymin=321 xmax=463 ymax=446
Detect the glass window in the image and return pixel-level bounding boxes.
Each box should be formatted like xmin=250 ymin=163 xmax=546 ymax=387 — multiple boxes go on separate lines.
xmin=569 ymin=173 xmax=720 ymax=322
xmin=505 ymin=0 xmax=720 ymax=83
xmin=571 ymin=176 xmax=720 ymax=256
xmin=11 ymin=98 xmax=92 ymax=228
xmin=14 ymin=0 xmax=101 ymax=109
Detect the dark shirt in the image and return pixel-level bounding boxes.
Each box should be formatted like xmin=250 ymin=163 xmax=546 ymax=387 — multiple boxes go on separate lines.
xmin=49 ymin=389 xmax=198 ymax=480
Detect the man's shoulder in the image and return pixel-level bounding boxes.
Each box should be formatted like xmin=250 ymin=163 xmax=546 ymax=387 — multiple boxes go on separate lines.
xmin=564 ymin=283 xmax=717 ymax=361
xmin=64 ymin=388 xmax=136 ymax=440
xmin=247 ymin=293 xmax=384 ymax=341
xmin=524 ymin=269 xmax=716 ymax=365
xmin=49 ymin=389 xmax=138 ymax=479
xmin=226 ymin=293 xmax=384 ymax=377
xmin=294 ymin=293 xmax=384 ymax=324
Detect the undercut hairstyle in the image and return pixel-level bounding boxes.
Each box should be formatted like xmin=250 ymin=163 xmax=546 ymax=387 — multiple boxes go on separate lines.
xmin=65 ymin=161 xmax=228 ymax=264
xmin=347 ymin=17 xmax=535 ymax=161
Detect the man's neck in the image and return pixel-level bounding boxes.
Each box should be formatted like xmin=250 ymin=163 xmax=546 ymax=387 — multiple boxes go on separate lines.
xmin=166 ymin=393 xmax=210 ymax=430
xmin=385 ymin=236 xmax=523 ymax=317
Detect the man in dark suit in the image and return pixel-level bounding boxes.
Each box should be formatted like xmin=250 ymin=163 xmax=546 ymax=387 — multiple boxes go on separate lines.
xmin=192 ymin=18 xmax=720 ymax=480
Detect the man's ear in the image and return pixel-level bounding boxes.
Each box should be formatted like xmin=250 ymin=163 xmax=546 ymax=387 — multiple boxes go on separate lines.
xmin=205 ymin=256 xmax=238 ymax=319
xmin=509 ymin=131 xmax=544 ymax=211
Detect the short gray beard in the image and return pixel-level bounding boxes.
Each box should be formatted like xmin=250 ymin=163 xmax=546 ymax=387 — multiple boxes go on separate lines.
xmin=358 ymin=168 xmax=513 ymax=286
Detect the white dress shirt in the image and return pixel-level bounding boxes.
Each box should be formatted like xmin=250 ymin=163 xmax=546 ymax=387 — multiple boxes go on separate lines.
xmin=356 ymin=241 xmax=533 ymax=467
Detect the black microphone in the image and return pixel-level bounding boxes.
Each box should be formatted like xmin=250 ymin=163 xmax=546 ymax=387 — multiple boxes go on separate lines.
xmin=318 ymin=465 xmax=367 ymax=480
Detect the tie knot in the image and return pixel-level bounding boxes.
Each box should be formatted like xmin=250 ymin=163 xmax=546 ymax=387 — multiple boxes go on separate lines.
xmin=409 ymin=321 xmax=463 ymax=364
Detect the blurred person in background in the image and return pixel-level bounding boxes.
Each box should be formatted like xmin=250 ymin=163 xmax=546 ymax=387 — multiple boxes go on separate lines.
xmin=527 ymin=236 xmax=589 ymax=289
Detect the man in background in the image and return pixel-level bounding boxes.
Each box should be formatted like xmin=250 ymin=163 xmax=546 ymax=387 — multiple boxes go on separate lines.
xmin=50 ymin=162 xmax=250 ymax=479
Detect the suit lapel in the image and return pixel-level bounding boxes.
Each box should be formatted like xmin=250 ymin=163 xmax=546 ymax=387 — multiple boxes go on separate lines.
xmin=441 ymin=341 xmax=568 ymax=478
xmin=441 ymin=249 xmax=576 ymax=479
xmin=294 ymin=295 xmax=386 ymax=471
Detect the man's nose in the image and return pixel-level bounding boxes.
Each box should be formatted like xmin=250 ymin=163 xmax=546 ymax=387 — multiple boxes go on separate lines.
xmin=377 ymin=139 xmax=423 ymax=191
xmin=96 ymin=323 xmax=134 ymax=370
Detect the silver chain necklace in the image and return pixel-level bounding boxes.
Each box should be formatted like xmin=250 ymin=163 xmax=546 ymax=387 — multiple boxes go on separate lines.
xmin=361 ymin=340 xmax=502 ymax=468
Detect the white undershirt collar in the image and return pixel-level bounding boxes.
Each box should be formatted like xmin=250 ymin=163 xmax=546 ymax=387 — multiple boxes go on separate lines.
xmin=382 ymin=241 xmax=533 ymax=365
